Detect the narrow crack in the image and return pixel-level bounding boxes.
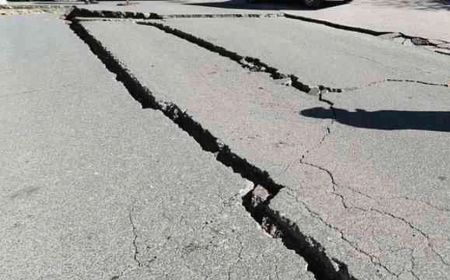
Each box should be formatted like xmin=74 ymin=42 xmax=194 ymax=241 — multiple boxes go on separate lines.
xmin=286 ymin=189 xmax=399 ymax=279
xmin=298 ymin=158 xmax=449 ymax=275
xmin=293 ymin=161 xmax=401 ymax=278
xmin=343 ymin=78 xmax=448 ymax=92
xmin=290 ymin=157 xmax=419 ymax=278
xmin=289 ymin=89 xmax=338 ymax=170
xmin=128 ymin=204 xmax=142 ymax=267
xmin=69 ymin=19 xmax=361 ymax=280
xmin=369 ymin=208 xmax=449 ymax=266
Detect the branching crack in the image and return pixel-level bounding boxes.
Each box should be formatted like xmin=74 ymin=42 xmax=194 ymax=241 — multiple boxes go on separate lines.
xmin=69 ymin=19 xmax=362 ymax=280
xmin=287 ymin=188 xmax=399 ymax=279
xmin=69 ymin=16 xmax=449 ymax=280
xmin=297 ymin=159 xmax=449 ymax=276
xmin=242 ymin=185 xmax=358 ymax=280
xmin=369 ymin=208 xmax=449 ymax=266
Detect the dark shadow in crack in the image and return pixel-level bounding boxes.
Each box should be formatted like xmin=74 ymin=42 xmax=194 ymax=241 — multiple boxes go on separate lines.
xmin=300 ymin=107 xmax=450 ymax=132
xmin=185 ymin=0 xmax=350 ymax=11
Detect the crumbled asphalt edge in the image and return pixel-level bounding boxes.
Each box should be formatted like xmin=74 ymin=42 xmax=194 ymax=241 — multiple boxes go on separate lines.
xmin=66 ymin=7 xmax=283 ymax=20
xmin=379 ymin=33 xmax=450 ymax=56
xmin=66 ymin=6 xmax=163 ymax=21
xmin=137 ymin=21 xmax=448 ymax=92
xmin=242 ymin=187 xmax=356 ymax=280
xmin=69 ymin=18 xmax=357 ymax=280
xmin=68 ymin=19 xmax=281 ymax=193
xmin=284 ymin=13 xmax=450 ymax=56
xmin=68 ymin=6 xmax=450 ymax=54
xmin=137 ymin=21 xmax=342 ymax=94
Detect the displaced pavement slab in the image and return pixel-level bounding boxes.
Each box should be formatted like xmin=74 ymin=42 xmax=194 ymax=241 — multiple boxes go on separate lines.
xmin=274 ymin=82 xmax=450 ymax=280
xmin=284 ymin=0 xmax=450 ymax=43
xmin=78 ymin=20 xmax=330 ymax=182
xmin=76 ymin=19 xmax=450 ymax=279
xmin=0 ymin=15 xmax=314 ymax=280
xmin=162 ymin=17 xmax=450 ymax=89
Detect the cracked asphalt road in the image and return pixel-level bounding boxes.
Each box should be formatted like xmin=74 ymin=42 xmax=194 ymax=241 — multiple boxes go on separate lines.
xmin=0 ymin=14 xmax=312 ymax=280
xmin=1 ymin=2 xmax=450 ymax=280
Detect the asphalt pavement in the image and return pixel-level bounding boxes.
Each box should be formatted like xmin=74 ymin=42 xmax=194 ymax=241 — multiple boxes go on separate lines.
xmin=1 ymin=2 xmax=449 ymax=280
xmin=0 ymin=14 xmax=313 ymax=280
xmin=285 ymin=0 xmax=450 ymax=42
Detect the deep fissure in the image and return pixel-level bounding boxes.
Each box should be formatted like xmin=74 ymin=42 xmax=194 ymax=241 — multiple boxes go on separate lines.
xmin=66 ymin=7 xmax=283 ymax=20
xmin=69 ymin=19 xmax=358 ymax=280
xmin=136 ymin=21 xmax=344 ymax=95
xmin=285 ymin=14 xmax=450 ymax=56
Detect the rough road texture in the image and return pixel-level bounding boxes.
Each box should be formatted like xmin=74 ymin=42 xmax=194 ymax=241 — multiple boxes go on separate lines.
xmin=0 ymin=15 xmax=313 ymax=280
xmin=76 ymin=17 xmax=450 ymax=280
xmin=162 ymin=17 xmax=450 ymax=89
xmin=1 ymin=2 xmax=450 ymax=280
xmin=284 ymin=0 xmax=450 ymax=43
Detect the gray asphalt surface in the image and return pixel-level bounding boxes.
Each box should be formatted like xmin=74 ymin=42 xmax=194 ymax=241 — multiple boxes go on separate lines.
xmin=273 ymin=82 xmax=450 ymax=279
xmin=0 ymin=15 xmax=313 ymax=280
xmin=285 ymin=0 xmax=450 ymax=42
xmin=163 ymin=17 xmax=450 ymax=89
xmin=1 ymin=2 xmax=450 ymax=280
xmin=80 ymin=0 xmax=282 ymax=17
xmin=78 ymin=18 xmax=450 ymax=280
xmin=76 ymin=0 xmax=450 ymax=42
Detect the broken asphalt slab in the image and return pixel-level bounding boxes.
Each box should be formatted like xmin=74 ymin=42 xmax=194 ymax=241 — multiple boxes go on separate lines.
xmin=67 ymin=2 xmax=283 ymax=19
xmin=72 ymin=18 xmax=450 ymax=279
xmin=159 ymin=17 xmax=450 ymax=89
xmin=277 ymin=82 xmax=450 ymax=279
xmin=283 ymin=0 xmax=450 ymax=43
xmin=0 ymin=15 xmax=314 ymax=280
xmin=65 ymin=0 xmax=450 ymax=55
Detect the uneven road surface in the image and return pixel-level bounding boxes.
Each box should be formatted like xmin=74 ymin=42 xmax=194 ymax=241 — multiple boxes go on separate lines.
xmin=1 ymin=2 xmax=449 ymax=280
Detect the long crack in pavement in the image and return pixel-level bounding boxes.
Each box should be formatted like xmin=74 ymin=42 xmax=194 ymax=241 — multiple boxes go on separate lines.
xmin=68 ymin=17 xmax=363 ymax=280
xmin=65 ymin=10 xmax=450 ymax=280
